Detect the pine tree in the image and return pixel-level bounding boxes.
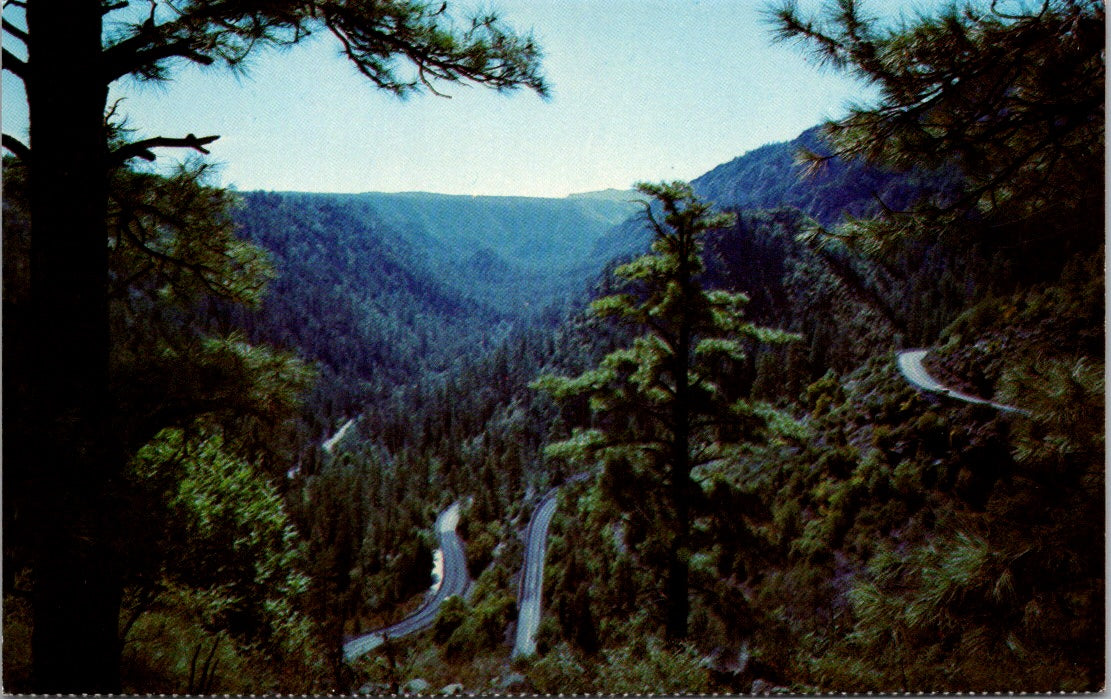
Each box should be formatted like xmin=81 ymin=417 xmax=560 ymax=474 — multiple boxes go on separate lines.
xmin=535 ymin=181 xmax=796 ymax=639
xmin=2 ymin=1 xmax=546 ymax=690
xmin=769 ymin=0 xmax=1104 ymax=255
xmin=4 ymin=158 xmax=320 ymax=691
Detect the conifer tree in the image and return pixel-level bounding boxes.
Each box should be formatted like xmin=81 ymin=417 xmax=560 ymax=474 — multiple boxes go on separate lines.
xmin=536 ymin=181 xmax=795 ymax=639
xmin=769 ymin=0 xmax=1104 ymax=254
xmin=2 ymin=1 xmax=546 ymax=691
xmin=4 ymin=157 xmax=317 ymax=690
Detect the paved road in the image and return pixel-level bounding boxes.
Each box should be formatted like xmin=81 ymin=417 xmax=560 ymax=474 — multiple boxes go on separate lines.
xmin=323 ymin=418 xmax=356 ymax=454
xmin=343 ymin=502 xmax=468 ymax=662
xmin=897 ymin=349 xmax=1026 ymax=414
xmin=345 ymin=350 xmax=1024 ymax=665
xmin=512 ymin=489 xmax=559 ymax=659
xmin=512 ymin=472 xmax=591 ymax=659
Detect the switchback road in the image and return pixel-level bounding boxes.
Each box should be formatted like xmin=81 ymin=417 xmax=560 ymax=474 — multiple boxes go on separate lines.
xmin=343 ymin=502 xmax=468 ymax=662
xmin=348 ymin=352 xmax=1022 ymax=666
xmin=897 ymin=349 xmax=1026 ymax=414
xmin=512 ymin=472 xmax=591 ymax=659
xmin=512 ymin=489 xmax=559 ymax=659
xmin=323 ymin=418 xmax=356 ymax=454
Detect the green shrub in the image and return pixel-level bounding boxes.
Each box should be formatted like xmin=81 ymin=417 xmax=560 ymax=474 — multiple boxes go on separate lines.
xmin=433 ymin=595 xmax=466 ymax=643
xmin=890 ymin=461 xmax=922 ymax=497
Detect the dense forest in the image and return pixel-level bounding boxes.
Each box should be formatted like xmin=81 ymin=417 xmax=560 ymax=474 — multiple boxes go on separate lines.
xmin=2 ymin=0 xmax=1103 ymax=694
xmin=221 ymin=189 xmax=636 ymax=441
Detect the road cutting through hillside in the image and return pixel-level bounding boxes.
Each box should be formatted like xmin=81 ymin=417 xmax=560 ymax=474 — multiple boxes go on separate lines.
xmin=512 ymin=489 xmax=559 ymax=659
xmin=323 ymin=418 xmax=356 ymax=454
xmin=896 ymin=349 xmax=1027 ymax=414
xmin=512 ymin=472 xmax=593 ymax=659
xmin=343 ymin=502 xmax=468 ymax=662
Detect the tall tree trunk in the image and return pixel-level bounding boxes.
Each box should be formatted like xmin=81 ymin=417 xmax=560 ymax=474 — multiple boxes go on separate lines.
xmin=26 ymin=1 xmax=120 ymax=692
xmin=665 ymin=249 xmax=693 ymax=641
xmin=665 ymin=451 xmax=691 ymax=640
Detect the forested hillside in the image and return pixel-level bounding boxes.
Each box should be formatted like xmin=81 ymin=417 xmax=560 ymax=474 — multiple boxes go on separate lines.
xmin=523 ymin=1 xmax=1104 ymax=693
xmin=693 ymin=126 xmax=961 ymax=226
xmin=295 ymin=1 xmax=1102 ymax=694
xmin=591 ymin=127 xmax=959 ymax=264
xmin=2 ymin=0 xmax=1101 ymax=695
xmin=223 ymin=189 xmax=638 ymax=440
xmin=227 ymin=191 xmax=502 ymax=431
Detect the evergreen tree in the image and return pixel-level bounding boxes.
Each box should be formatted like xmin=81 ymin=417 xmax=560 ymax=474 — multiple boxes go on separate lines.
xmin=2 ymin=1 xmax=545 ymax=691
xmin=535 ymin=182 xmax=795 ymax=639
xmin=769 ymin=0 xmax=1104 ymax=255
xmin=4 ymin=159 xmax=316 ymax=692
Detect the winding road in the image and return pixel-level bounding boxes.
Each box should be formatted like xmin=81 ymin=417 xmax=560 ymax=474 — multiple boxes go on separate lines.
xmin=343 ymin=502 xmax=469 ymax=662
xmin=323 ymin=417 xmax=356 ymax=454
xmin=897 ymin=349 xmax=1027 ymax=414
xmin=343 ymin=351 xmax=1023 ymax=666
xmin=512 ymin=472 xmax=592 ymax=659
xmin=512 ymin=489 xmax=559 ymax=659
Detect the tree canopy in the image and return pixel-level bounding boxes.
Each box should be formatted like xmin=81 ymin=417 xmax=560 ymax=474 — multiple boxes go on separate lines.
xmin=4 ymin=0 xmax=547 ymax=164
xmin=2 ymin=0 xmax=547 ymax=692
xmin=769 ymin=0 xmax=1104 ymax=251
xmin=536 ymin=182 xmax=796 ymax=639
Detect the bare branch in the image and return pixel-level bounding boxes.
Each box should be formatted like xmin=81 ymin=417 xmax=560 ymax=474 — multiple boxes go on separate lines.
xmin=991 ymin=0 xmax=1050 ymax=20
xmin=638 ymin=198 xmax=667 ymax=240
xmin=110 ymin=134 xmax=219 ymax=165
xmin=102 ymin=1 xmax=129 ymax=14
xmin=119 ymin=584 xmax=159 ymax=643
xmin=3 ymin=46 xmax=27 ymax=81
xmin=418 ymin=64 xmax=452 ymax=98
xmin=3 ymin=17 xmax=27 ymax=43
xmin=3 ymin=133 xmax=29 ymax=160
xmin=105 ymin=97 xmax=127 ymax=124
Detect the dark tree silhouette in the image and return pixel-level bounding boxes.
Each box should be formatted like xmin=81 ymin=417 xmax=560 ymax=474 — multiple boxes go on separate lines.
xmin=2 ymin=0 xmax=545 ymax=692
xmin=769 ymin=0 xmax=1104 ymax=253
xmin=536 ymin=182 xmax=795 ymax=639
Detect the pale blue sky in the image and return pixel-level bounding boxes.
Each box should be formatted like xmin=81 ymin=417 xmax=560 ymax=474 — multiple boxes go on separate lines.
xmin=3 ymin=0 xmax=949 ymax=197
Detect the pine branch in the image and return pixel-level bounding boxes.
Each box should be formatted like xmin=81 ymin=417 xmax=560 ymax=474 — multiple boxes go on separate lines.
xmin=3 ymin=133 xmax=30 ymax=160
xmin=767 ymin=2 xmax=849 ymax=68
xmin=110 ymin=134 xmax=219 ymax=165
xmin=324 ymin=6 xmax=546 ymax=97
xmin=118 ymin=215 xmax=240 ymax=302
xmin=644 ymin=316 xmax=678 ymax=354
xmin=104 ymin=37 xmax=216 ymax=83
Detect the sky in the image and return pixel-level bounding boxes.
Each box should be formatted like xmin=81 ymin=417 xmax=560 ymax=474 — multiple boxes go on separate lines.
xmin=2 ymin=0 xmax=950 ymax=198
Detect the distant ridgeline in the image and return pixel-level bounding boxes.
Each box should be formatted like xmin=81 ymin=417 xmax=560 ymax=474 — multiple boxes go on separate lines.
xmin=234 ymin=189 xmax=637 ymax=325
xmin=225 ymin=188 xmax=639 ymax=425
xmin=225 ymin=126 xmax=961 ymax=421
xmin=591 ymin=126 xmax=959 ymax=263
